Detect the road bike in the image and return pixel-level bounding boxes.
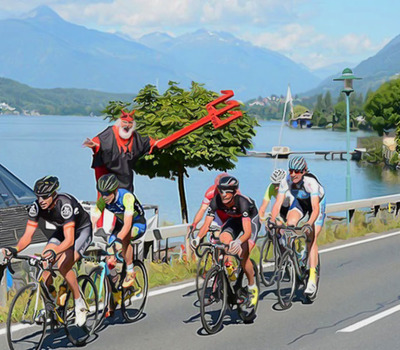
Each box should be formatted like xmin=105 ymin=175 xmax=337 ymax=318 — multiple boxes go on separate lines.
xmin=86 ymin=229 xmax=148 ymax=330
xmin=5 ymin=253 xmax=98 ymax=350
xmin=272 ymin=224 xmax=321 ymax=309
xmin=259 ymin=224 xmax=286 ymax=287
xmin=199 ymin=240 xmax=260 ymax=334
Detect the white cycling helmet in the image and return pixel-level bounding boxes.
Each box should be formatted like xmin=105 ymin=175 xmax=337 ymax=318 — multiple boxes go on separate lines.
xmin=270 ymin=169 xmax=286 ymax=184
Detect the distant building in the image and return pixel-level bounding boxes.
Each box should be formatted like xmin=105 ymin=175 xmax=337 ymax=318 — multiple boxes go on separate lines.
xmin=289 ymin=110 xmax=313 ymax=129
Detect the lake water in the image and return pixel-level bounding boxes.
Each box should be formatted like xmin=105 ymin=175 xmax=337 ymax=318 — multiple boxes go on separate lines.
xmin=1 ymin=115 xmax=400 ymax=224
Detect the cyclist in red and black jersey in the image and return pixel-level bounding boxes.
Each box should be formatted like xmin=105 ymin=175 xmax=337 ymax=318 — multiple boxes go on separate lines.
xmin=2 ymin=176 xmax=92 ymax=327
xmin=190 ymin=173 xmax=230 ymax=232
xmin=192 ymin=175 xmax=261 ymax=306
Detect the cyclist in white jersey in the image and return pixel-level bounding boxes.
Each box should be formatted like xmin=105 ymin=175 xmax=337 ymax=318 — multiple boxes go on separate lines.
xmin=269 ymin=156 xmax=326 ymax=297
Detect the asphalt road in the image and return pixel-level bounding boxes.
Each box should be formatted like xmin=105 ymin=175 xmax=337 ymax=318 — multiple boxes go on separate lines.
xmin=2 ymin=230 xmax=400 ymax=350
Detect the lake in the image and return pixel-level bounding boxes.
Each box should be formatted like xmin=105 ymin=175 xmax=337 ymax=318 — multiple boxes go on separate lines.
xmin=1 ymin=115 xmax=400 ymax=223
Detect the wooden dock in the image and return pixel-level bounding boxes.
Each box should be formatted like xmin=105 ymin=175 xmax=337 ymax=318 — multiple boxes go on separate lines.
xmin=244 ymin=148 xmax=366 ymax=161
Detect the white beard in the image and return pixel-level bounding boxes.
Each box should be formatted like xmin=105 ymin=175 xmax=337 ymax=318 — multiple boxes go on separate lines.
xmin=115 ymin=119 xmax=136 ymax=139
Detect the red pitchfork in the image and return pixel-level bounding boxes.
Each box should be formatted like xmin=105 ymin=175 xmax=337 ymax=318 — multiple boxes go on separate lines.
xmin=154 ymin=90 xmax=242 ymax=150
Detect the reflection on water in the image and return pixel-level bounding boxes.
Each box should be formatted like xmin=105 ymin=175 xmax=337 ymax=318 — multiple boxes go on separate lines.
xmin=1 ymin=116 xmax=400 ymax=223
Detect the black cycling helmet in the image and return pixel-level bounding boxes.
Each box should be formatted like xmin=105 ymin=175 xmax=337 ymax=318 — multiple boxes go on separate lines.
xmin=217 ymin=175 xmax=239 ymax=193
xmin=97 ymin=174 xmax=119 ymax=195
xmin=34 ymin=176 xmax=60 ymax=197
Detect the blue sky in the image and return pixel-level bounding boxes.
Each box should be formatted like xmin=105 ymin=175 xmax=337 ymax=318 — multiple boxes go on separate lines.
xmin=1 ymin=0 xmax=398 ymax=70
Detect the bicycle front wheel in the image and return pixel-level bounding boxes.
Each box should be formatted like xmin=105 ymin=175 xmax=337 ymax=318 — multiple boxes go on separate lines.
xmin=121 ymin=260 xmax=148 ymax=322
xmin=200 ymin=266 xmax=227 ymax=334
xmin=259 ymin=235 xmax=278 ymax=287
xmin=88 ymin=266 xmax=111 ymax=331
xmin=7 ymin=283 xmax=47 ymax=350
xmin=196 ymin=247 xmax=214 ymax=299
xmin=277 ymin=252 xmax=296 ymax=310
xmin=63 ymin=275 xmax=98 ymax=346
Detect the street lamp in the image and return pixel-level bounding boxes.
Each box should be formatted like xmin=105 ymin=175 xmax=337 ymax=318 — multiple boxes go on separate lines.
xmin=333 ymin=68 xmax=362 ymax=203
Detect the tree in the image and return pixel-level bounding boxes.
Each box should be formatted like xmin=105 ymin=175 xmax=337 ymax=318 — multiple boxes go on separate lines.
xmin=364 ymin=78 xmax=400 ymax=136
xmin=103 ymin=81 xmax=258 ymax=223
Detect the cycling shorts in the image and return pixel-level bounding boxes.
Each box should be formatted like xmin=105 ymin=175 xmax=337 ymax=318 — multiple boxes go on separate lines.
xmin=48 ymin=224 xmax=93 ymax=257
xmin=289 ymin=196 xmax=326 ymax=227
xmin=112 ymin=216 xmax=147 ymax=240
xmin=220 ymin=215 xmax=261 ymax=243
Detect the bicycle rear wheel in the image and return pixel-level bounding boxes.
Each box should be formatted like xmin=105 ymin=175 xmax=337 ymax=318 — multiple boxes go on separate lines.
xmin=237 ymin=259 xmax=259 ymax=323
xmin=63 ymin=275 xmax=98 ymax=346
xmin=277 ymin=252 xmax=296 ymax=309
xmin=200 ymin=266 xmax=227 ymax=334
xmin=7 ymin=283 xmax=47 ymax=350
xmin=121 ymin=260 xmax=148 ymax=322
xmin=196 ymin=247 xmax=214 ymax=299
xmin=88 ymin=266 xmax=111 ymax=330
xmin=259 ymin=235 xmax=278 ymax=287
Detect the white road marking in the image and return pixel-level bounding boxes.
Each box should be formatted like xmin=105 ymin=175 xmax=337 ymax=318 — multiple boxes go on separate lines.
xmin=337 ymin=305 xmax=400 ymax=333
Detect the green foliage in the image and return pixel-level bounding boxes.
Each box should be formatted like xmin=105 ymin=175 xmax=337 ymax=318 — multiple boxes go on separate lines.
xmin=293 ymin=105 xmax=308 ymax=118
xmin=358 ymin=136 xmax=384 ymax=164
xmin=364 ymin=78 xmax=400 ymax=136
xmin=0 ymin=77 xmax=132 ymax=116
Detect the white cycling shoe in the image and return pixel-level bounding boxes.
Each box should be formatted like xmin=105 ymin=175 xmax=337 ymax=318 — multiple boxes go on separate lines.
xmin=304 ymin=280 xmax=317 ymax=296
xmin=74 ymin=302 xmax=87 ymax=327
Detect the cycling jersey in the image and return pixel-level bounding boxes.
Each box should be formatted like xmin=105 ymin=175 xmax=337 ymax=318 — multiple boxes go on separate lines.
xmin=202 ymin=185 xmax=229 ymax=223
xmin=93 ymin=188 xmax=146 ymax=225
xmin=263 ymin=183 xmax=291 ymax=207
xmin=207 ymin=194 xmax=260 ymax=241
xmin=27 ymin=193 xmax=91 ymax=239
xmin=278 ymin=172 xmax=326 ymax=226
xmin=278 ymin=173 xmax=325 ymax=201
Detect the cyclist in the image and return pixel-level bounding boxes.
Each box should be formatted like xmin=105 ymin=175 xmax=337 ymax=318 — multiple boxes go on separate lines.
xmin=269 ymin=156 xmax=326 ymax=297
xmin=192 ymin=175 xmax=261 ymax=306
xmin=2 ymin=176 xmax=92 ymax=327
xmin=258 ymin=168 xmax=291 ymax=223
xmin=91 ymin=174 xmax=147 ymax=289
xmin=190 ymin=173 xmax=230 ymax=233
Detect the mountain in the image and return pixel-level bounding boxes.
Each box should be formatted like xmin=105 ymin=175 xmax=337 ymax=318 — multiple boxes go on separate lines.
xmin=0 ymin=77 xmax=132 ymax=115
xmin=138 ymin=29 xmax=321 ymax=99
xmin=311 ymin=62 xmax=356 ymax=80
xmin=305 ymin=36 xmax=400 ymax=97
xmin=0 ymin=6 xmax=320 ymax=100
xmin=0 ymin=6 xmax=182 ymax=94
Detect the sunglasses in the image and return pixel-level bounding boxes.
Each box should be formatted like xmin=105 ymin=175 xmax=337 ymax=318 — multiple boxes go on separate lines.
xmin=37 ymin=193 xmax=53 ymax=200
xmin=289 ymin=169 xmax=304 ymax=174
xmin=218 ymin=188 xmax=235 ymax=196
xmin=100 ymin=191 xmax=113 ymax=197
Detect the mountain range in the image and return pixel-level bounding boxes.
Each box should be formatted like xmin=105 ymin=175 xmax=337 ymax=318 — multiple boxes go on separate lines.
xmin=1 ymin=5 xmax=399 ymax=102
xmin=0 ymin=6 xmax=319 ymax=101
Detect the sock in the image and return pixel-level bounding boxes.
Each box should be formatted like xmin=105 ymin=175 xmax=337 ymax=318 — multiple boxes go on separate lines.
xmin=309 ymin=267 xmax=316 ymax=283
xmin=75 ymin=296 xmax=84 ymax=308
xmin=248 ymin=283 xmax=257 ymax=290
xmin=126 ymin=264 xmax=134 ymax=274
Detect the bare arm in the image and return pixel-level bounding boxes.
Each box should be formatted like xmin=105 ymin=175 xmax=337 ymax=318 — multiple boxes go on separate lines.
xmin=54 ymin=222 xmax=76 ymax=255
xmin=191 ymin=203 xmax=208 ymax=229
xmin=271 ymin=193 xmax=285 ymax=222
xmin=307 ymin=196 xmax=320 ymax=226
xmin=258 ymin=199 xmax=270 ymax=221
xmin=239 ymin=218 xmax=252 ymax=243
xmin=197 ymin=216 xmax=214 ymax=240
xmin=15 ymin=220 xmax=38 ymax=253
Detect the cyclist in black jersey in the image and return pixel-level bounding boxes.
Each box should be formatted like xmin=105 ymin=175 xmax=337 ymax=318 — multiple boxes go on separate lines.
xmin=2 ymin=176 xmax=92 ymax=327
xmin=192 ymin=175 xmax=261 ymax=306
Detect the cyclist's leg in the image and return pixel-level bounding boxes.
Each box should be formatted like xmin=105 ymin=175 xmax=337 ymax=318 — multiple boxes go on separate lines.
xmin=308 ymin=197 xmax=326 ymax=270
xmin=122 ymin=220 xmax=146 ymax=288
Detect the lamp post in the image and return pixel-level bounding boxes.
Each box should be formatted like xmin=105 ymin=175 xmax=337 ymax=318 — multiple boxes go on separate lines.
xmin=333 ymin=68 xmax=362 ymax=203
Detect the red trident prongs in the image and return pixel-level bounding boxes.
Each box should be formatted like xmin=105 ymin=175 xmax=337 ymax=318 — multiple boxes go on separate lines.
xmin=153 ymin=90 xmax=243 ymax=150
